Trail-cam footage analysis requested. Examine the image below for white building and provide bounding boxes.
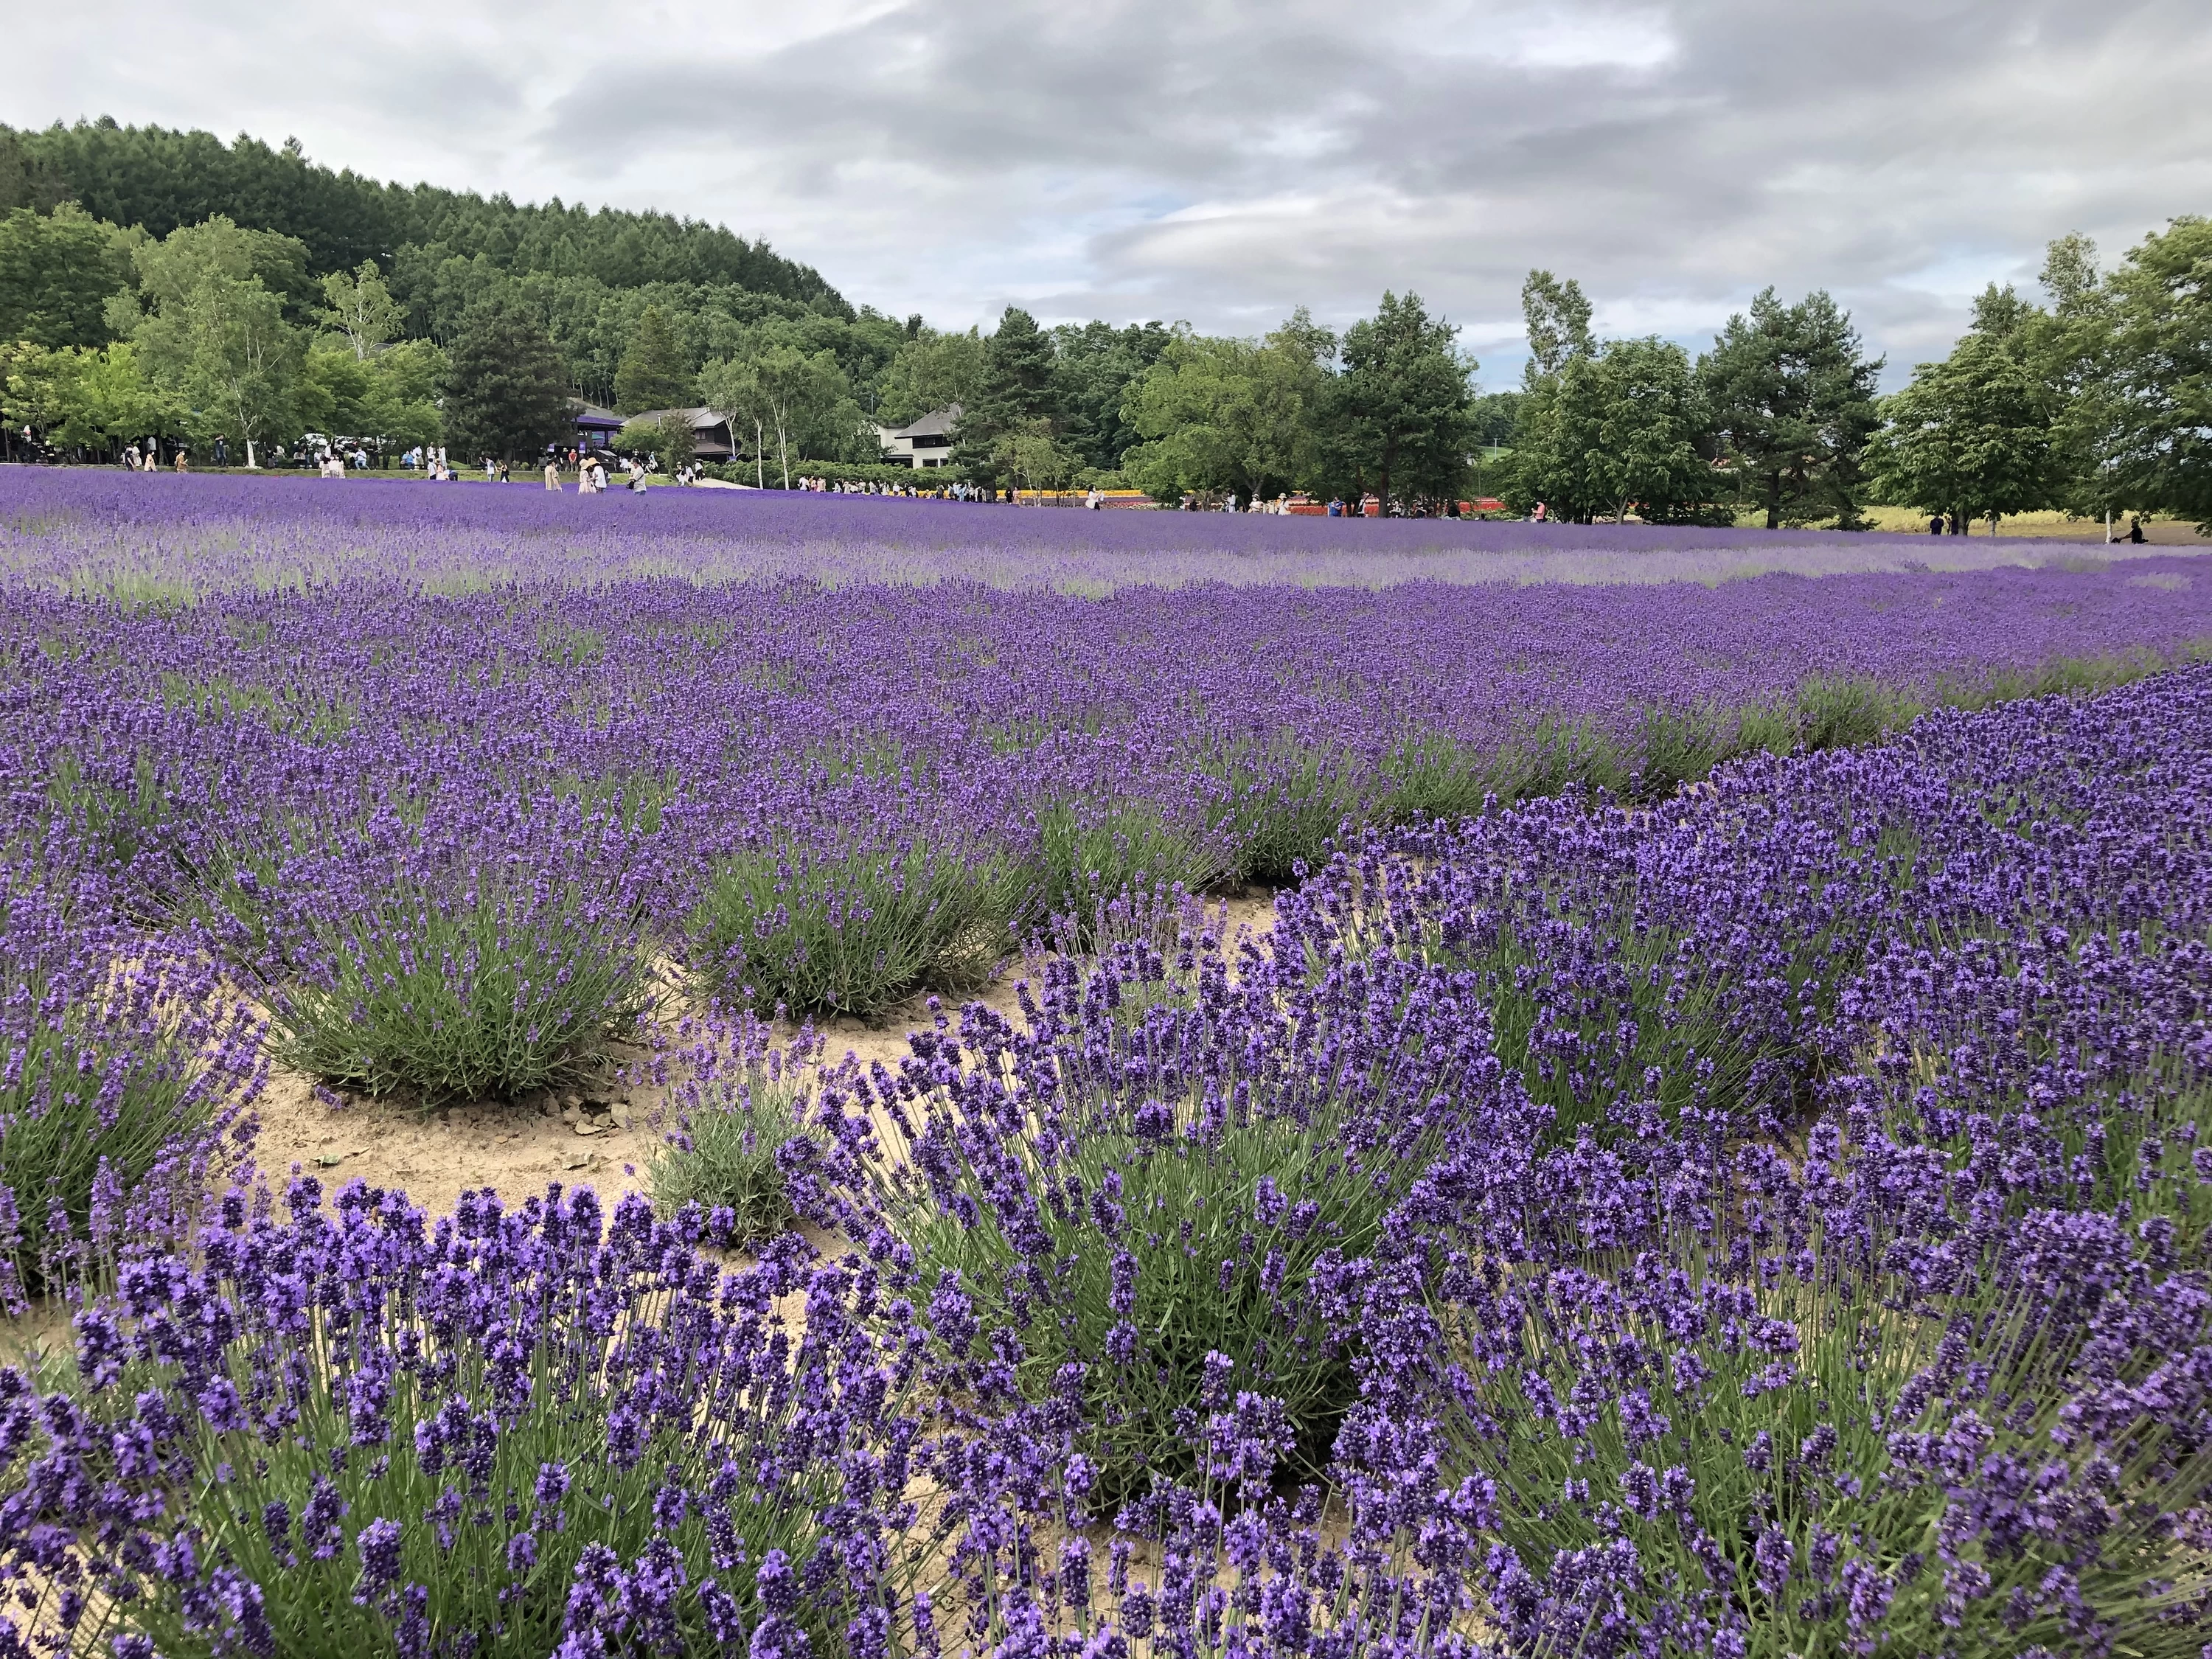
[875,405,960,469]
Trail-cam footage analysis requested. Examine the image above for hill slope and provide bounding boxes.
[0,119,846,313]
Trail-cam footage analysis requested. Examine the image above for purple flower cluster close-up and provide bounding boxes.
[1,467,2211,1655]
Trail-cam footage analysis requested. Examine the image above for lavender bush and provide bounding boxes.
[189,798,658,1101]
[643,1009,813,1246]
[793,916,1512,1514]
[0,885,260,1301]
[0,1180,914,1656]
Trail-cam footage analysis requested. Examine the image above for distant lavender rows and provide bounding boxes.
[1,474,2207,972]
[2,465,2199,593]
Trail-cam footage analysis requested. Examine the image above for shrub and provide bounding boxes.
[193,804,655,1104]
[1205,737,1363,886]
[1625,703,1724,799]
[262,877,651,1102]
[819,933,1484,1514]
[692,833,1016,1019]
[0,892,260,1301]
[0,1180,910,1657]
[646,1009,813,1246]
[1027,799,1228,943]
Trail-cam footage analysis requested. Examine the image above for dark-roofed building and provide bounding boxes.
[876,405,960,469]
[569,402,624,451]
[624,408,736,461]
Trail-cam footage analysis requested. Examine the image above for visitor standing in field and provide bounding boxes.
[544,460,560,490]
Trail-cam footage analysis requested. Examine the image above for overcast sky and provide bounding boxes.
[10,1,2210,385]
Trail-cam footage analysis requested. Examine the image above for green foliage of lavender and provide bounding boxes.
[1029,799,1228,942]
[262,884,651,1102]
[644,1011,810,1246]
[692,833,1018,1018]
[187,806,658,1103]
[816,925,1476,1515]
[0,894,259,1301]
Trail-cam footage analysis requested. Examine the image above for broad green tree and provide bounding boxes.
[0,204,139,349]
[298,340,442,448]
[992,417,1077,493]
[1329,291,1477,501]
[874,326,988,427]
[1119,313,1334,502]
[2059,217,2212,527]
[613,303,692,414]
[114,215,308,465]
[1513,337,1717,522]
[1702,288,1884,528]
[2,341,161,453]
[318,261,405,360]
[442,301,572,465]
[1865,332,2056,529]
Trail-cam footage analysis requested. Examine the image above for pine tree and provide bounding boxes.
[613,305,692,414]
[953,307,1060,483]
[1329,291,1476,502]
[444,302,572,464]
[1701,288,1883,528]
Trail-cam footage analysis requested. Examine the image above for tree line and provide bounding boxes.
[1,118,2206,522]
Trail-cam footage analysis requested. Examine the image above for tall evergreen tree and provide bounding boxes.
[953,307,1061,484]
[1701,288,1883,528]
[613,305,692,414]
[443,302,572,464]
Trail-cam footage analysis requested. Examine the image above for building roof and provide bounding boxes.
[627,406,732,432]
[569,402,624,433]
[877,405,961,442]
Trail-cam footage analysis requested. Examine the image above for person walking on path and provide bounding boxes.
[173,450,189,473]
[545,459,561,490]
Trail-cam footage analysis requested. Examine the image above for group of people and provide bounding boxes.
[121,440,188,473]
[540,455,648,493]
[791,475,1007,501]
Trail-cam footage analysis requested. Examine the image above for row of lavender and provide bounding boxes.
[8,487,2211,1092]
[5,666,2207,1655]
[4,472,2211,1312]
[1,469,2169,593]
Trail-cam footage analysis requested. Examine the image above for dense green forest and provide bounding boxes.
[0,121,838,307]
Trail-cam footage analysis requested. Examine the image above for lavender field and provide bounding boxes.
[2,465,2211,1656]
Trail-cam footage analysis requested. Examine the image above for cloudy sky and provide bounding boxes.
[10,1,2210,383]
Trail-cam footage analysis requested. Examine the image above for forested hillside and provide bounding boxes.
[0,119,865,410]
[0,120,840,306]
